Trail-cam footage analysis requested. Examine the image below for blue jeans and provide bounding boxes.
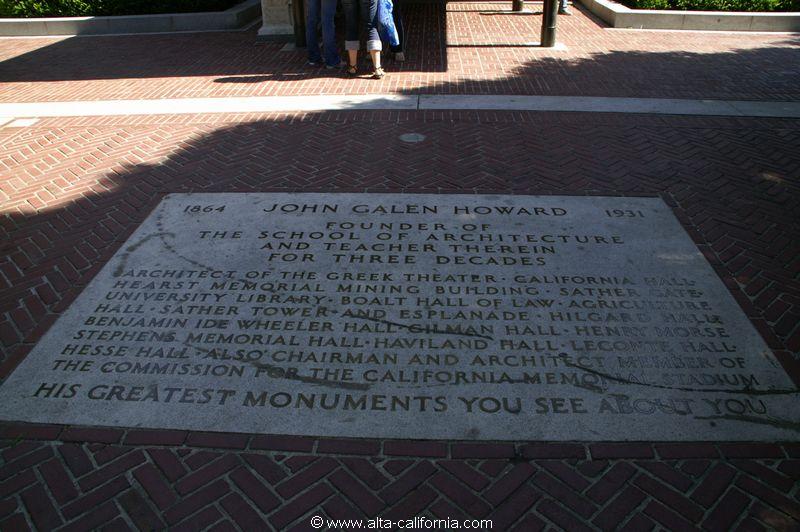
[390,0,404,53]
[306,0,340,66]
[343,0,382,52]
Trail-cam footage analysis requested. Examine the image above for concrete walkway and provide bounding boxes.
[3,94,800,121]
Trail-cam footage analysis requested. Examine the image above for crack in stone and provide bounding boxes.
[247,358,372,391]
[349,313,495,340]
[562,355,800,396]
[152,210,373,392]
[694,414,800,433]
[112,231,175,277]
[137,201,796,403]
[183,340,371,391]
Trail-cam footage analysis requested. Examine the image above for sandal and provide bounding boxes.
[345,65,357,77]
[372,67,385,79]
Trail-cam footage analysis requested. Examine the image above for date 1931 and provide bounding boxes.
[605,209,644,218]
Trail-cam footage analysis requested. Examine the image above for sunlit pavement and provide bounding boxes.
[0,3,799,530]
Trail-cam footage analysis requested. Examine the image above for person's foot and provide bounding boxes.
[307,60,321,66]
[372,67,385,79]
[326,60,347,70]
[394,52,405,62]
[345,64,358,77]
[558,7,572,14]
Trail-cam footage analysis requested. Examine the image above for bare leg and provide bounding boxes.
[370,50,381,69]
[348,50,358,67]
[369,50,384,78]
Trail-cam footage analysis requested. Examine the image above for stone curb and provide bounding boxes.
[578,0,800,31]
[1,423,797,459]
[3,95,800,119]
[0,0,261,37]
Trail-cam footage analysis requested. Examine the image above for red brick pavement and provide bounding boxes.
[2,111,799,369]
[0,3,799,103]
[1,110,799,529]
[1,429,800,531]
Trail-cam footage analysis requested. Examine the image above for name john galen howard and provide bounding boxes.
[261,203,568,216]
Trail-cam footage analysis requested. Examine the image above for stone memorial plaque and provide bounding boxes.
[0,193,797,441]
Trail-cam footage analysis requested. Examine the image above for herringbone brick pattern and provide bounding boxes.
[1,111,799,529]
[2,112,799,375]
[0,3,798,102]
[1,433,799,531]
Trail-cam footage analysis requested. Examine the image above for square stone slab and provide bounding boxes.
[0,193,797,441]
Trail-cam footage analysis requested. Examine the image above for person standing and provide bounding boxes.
[558,0,572,15]
[390,0,405,62]
[342,0,385,78]
[306,0,342,68]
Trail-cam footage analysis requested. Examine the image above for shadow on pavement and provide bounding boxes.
[407,35,800,100]
[1,111,799,377]
[0,3,448,83]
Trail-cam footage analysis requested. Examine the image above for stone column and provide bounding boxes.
[257,0,294,40]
